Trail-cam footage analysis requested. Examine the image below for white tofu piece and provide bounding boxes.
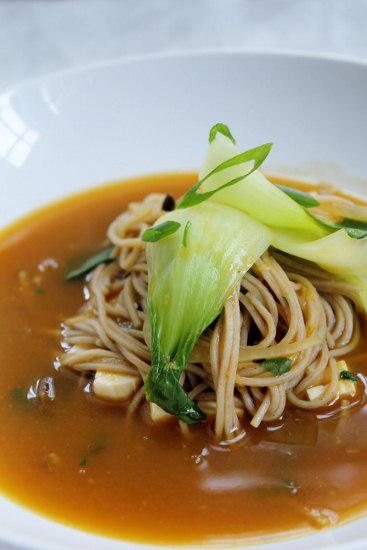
[307,361,357,401]
[93,372,140,401]
[149,403,173,425]
[307,385,325,401]
[197,401,244,418]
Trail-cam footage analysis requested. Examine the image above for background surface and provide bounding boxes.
[1,0,367,90]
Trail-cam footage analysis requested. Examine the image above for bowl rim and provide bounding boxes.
[1,47,367,99]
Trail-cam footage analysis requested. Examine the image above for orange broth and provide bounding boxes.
[0,173,366,545]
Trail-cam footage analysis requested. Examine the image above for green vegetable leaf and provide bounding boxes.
[178,142,273,209]
[209,123,236,145]
[145,348,206,424]
[145,202,271,423]
[79,457,87,468]
[307,211,367,240]
[261,357,292,375]
[65,246,115,280]
[275,184,319,208]
[338,218,367,239]
[182,221,191,247]
[340,370,359,383]
[142,221,181,243]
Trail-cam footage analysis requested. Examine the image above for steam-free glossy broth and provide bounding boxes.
[0,173,367,545]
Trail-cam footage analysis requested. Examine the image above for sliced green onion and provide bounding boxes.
[209,123,236,145]
[178,142,273,209]
[142,221,181,243]
[182,221,191,247]
[275,184,319,208]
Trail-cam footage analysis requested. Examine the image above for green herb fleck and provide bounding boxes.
[275,184,319,208]
[261,357,292,375]
[78,434,109,468]
[178,142,273,209]
[209,123,236,145]
[87,434,109,455]
[34,288,45,295]
[340,370,359,383]
[11,387,27,402]
[65,246,115,281]
[142,221,181,243]
[182,221,192,247]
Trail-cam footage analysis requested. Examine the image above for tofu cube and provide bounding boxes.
[93,372,140,401]
[149,403,173,425]
[337,360,356,398]
[307,385,325,401]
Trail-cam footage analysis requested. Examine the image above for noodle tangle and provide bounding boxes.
[61,191,362,441]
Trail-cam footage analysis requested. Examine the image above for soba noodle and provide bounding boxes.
[60,192,362,441]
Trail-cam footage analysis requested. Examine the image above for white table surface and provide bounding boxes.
[1,0,367,90]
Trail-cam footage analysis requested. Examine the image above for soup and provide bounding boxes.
[0,171,367,545]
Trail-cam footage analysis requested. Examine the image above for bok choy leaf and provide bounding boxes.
[199,130,327,238]
[272,228,367,275]
[145,202,271,423]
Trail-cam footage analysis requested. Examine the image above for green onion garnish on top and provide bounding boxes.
[274,184,319,208]
[209,123,236,145]
[178,142,273,210]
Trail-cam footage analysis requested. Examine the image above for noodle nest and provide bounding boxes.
[61,191,362,440]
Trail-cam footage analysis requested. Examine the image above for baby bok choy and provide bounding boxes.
[143,202,271,423]
[190,123,367,309]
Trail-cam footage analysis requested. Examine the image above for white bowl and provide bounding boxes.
[0,51,367,550]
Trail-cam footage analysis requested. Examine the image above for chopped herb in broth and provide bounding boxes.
[65,245,115,280]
